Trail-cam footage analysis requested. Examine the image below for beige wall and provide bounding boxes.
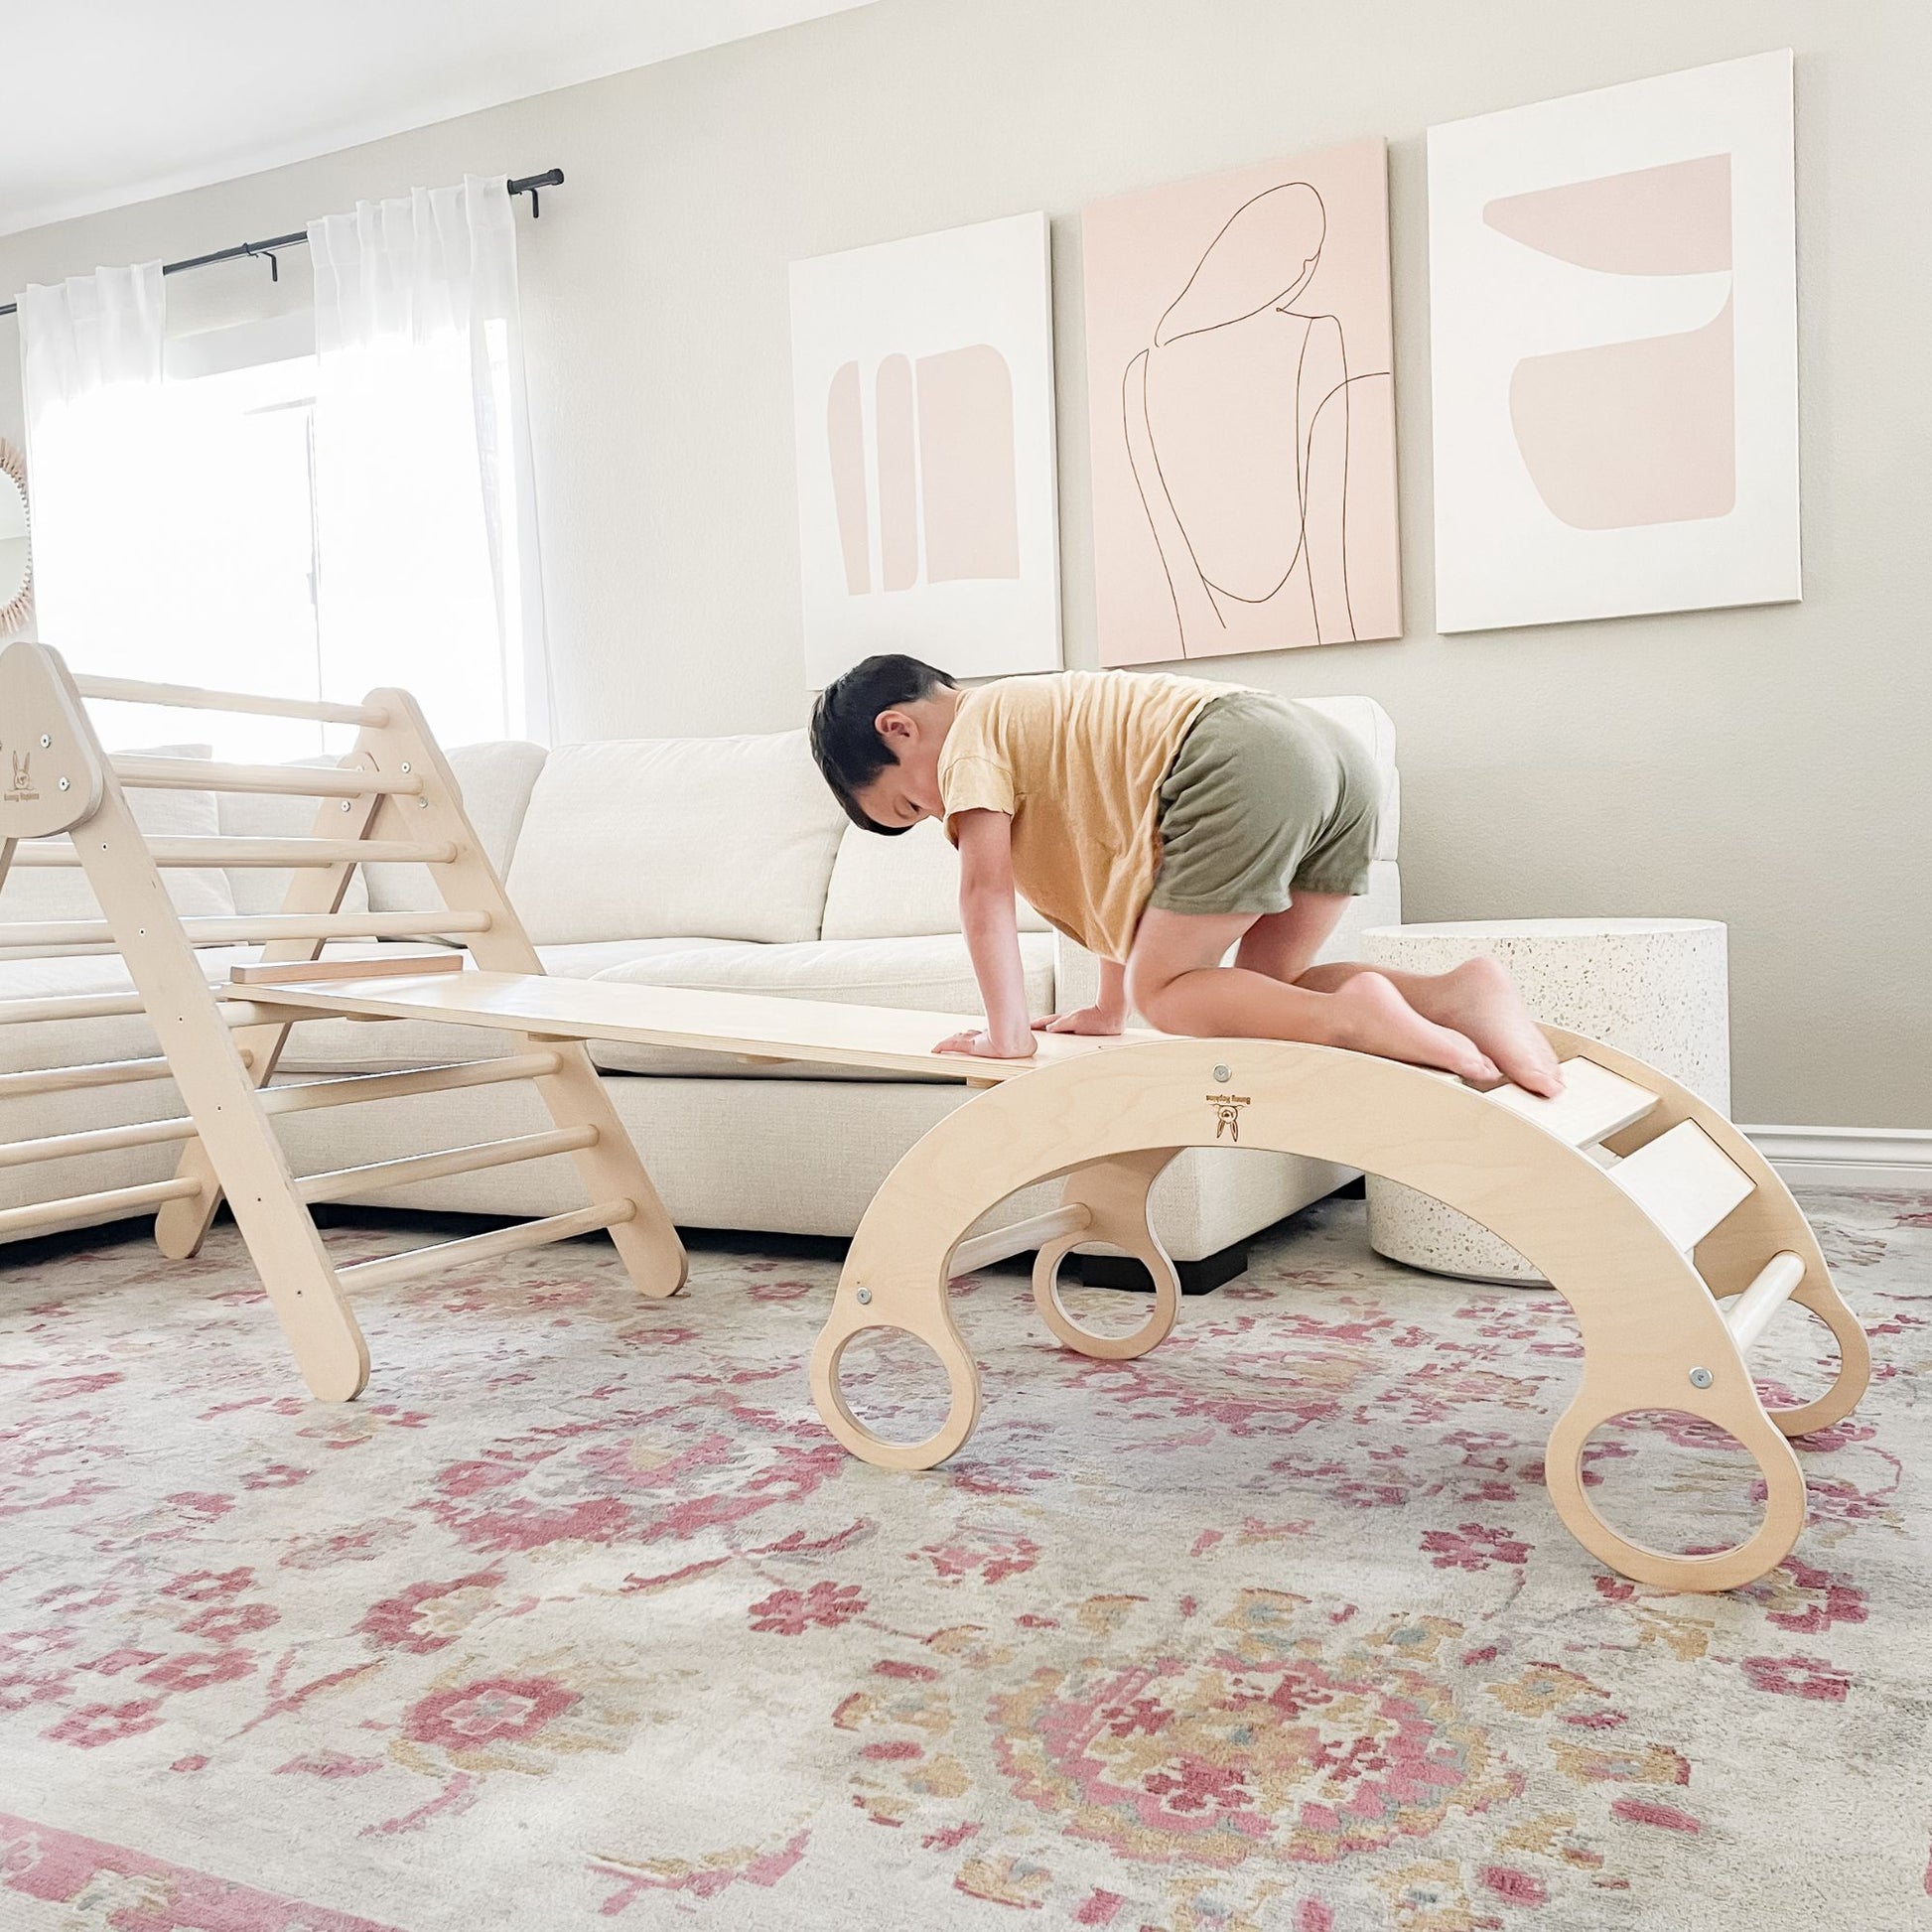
[2,0,1926,1125]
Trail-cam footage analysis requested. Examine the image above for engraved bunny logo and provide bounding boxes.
[1206,1091,1251,1143]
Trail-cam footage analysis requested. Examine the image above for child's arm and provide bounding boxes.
[1035,954,1128,1035]
[934,808,1036,1060]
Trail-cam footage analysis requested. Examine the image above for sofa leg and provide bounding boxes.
[1076,1240,1248,1297]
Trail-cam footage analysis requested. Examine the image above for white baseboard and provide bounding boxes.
[1741,1125,1932,1191]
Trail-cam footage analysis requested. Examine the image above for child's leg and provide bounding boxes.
[1126,907,1499,1084]
[1232,894,1564,1097]
[1299,957,1563,1097]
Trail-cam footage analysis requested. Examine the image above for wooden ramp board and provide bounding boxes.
[1605,1118,1755,1251]
[236,969,1157,1082]
[1483,1057,1660,1149]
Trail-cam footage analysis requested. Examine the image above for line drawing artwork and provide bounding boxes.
[1084,141,1401,666]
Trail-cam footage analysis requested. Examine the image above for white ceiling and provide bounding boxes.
[0,0,880,238]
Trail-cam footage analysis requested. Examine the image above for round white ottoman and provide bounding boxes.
[1359,918,1729,1285]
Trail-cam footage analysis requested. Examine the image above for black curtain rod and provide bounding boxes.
[0,170,563,321]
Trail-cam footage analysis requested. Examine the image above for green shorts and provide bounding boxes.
[1148,691,1380,919]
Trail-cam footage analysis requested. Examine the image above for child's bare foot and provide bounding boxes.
[1425,958,1564,1097]
[1330,972,1500,1085]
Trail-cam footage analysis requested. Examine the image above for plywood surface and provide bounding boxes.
[239,969,1156,1082]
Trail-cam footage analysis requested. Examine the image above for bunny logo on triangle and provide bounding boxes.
[4,743,37,804]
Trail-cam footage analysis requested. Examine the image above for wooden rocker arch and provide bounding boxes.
[810,1032,1869,1594]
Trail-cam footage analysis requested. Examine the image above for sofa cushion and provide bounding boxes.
[583,932,1057,1078]
[0,745,234,926]
[366,741,549,914]
[505,732,845,946]
[819,818,1050,941]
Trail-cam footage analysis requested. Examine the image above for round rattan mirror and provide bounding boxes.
[0,439,31,636]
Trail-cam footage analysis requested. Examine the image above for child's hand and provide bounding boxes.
[933,1028,1037,1060]
[1033,1005,1127,1036]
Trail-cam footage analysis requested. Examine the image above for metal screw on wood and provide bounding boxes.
[1213,1064,1231,1083]
[856,1287,873,1305]
[39,735,51,747]
[1688,1366,1714,1389]
[57,777,69,791]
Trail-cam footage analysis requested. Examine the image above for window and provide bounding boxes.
[72,319,537,762]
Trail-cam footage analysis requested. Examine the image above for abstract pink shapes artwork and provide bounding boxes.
[1081,138,1402,667]
[915,345,1020,584]
[1429,52,1799,631]
[790,213,1060,687]
[874,353,919,593]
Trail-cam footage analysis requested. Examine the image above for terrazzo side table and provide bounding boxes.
[1360,918,1730,1285]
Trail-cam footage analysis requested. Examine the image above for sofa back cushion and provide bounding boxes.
[364,741,549,915]
[506,730,846,945]
[820,818,1050,940]
[0,745,235,928]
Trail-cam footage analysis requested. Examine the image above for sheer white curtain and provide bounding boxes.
[309,174,549,745]
[19,264,175,689]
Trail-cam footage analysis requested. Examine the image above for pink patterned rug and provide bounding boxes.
[1,1188,1927,1931]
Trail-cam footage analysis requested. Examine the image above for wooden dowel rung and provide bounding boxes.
[12,838,458,869]
[0,1175,204,1238]
[1723,1251,1807,1352]
[0,912,489,950]
[0,1114,198,1170]
[950,1205,1093,1278]
[0,991,266,1026]
[74,674,386,727]
[261,1052,563,1115]
[113,756,422,798]
[296,1126,598,1206]
[339,1200,636,1293]
[0,1047,251,1101]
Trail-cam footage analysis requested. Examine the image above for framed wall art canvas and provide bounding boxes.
[1428,50,1800,633]
[1082,137,1401,667]
[789,211,1061,688]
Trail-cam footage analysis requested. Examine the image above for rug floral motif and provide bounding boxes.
[0,1189,1927,1931]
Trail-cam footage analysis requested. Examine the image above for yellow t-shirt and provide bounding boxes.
[938,668,1229,960]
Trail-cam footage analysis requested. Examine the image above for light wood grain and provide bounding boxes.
[807,1035,1833,1592]
[0,991,260,1026]
[295,1126,597,1205]
[1486,1057,1660,1148]
[259,1053,562,1115]
[338,1200,636,1293]
[3,911,490,951]
[1605,1119,1754,1251]
[230,952,465,986]
[1724,1251,1807,1352]
[0,1113,199,1169]
[0,1175,203,1237]
[6,643,371,1396]
[12,837,457,869]
[74,672,386,727]
[114,755,424,798]
[238,970,1148,1083]
[1546,1023,1869,1442]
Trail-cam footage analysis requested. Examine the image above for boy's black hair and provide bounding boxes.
[809,653,957,835]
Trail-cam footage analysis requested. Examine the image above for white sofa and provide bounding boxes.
[0,698,1401,1275]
